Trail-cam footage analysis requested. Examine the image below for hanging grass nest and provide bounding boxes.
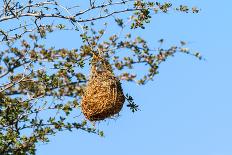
[81,54,125,121]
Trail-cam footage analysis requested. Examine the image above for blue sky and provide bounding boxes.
[37,1,232,155]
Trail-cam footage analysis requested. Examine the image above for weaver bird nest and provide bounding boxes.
[81,55,125,121]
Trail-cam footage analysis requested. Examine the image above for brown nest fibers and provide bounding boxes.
[81,55,125,121]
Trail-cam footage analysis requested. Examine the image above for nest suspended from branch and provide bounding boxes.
[81,54,125,121]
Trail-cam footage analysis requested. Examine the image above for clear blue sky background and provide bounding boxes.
[37,1,232,155]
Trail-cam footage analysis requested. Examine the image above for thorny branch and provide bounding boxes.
[0,0,136,42]
[0,0,199,42]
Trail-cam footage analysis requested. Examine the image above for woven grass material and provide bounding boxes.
[81,55,125,121]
